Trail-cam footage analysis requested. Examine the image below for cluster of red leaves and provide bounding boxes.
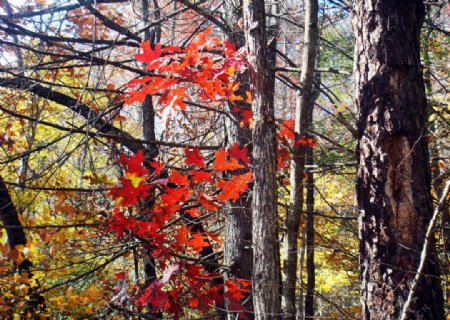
[277,119,318,169]
[105,27,258,318]
[109,151,152,206]
[125,26,248,115]
[278,119,317,148]
[107,145,252,317]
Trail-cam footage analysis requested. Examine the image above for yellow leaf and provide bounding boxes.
[125,172,144,188]
[429,113,437,122]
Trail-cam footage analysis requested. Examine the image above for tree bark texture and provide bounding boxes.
[243,0,280,318]
[282,0,318,318]
[352,1,444,319]
[304,147,315,319]
[222,1,254,317]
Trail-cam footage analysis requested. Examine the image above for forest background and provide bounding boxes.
[0,0,448,319]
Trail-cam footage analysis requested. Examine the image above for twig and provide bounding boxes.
[400,180,450,320]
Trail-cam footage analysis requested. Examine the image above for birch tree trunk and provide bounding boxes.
[352,1,444,318]
[243,0,280,318]
[282,0,319,318]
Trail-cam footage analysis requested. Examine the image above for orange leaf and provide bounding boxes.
[176,225,190,246]
[190,170,212,183]
[212,149,245,172]
[169,170,189,187]
[187,233,210,252]
[295,137,317,148]
[216,172,253,202]
[278,120,295,141]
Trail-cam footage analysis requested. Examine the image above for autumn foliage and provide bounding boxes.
[106,29,254,318]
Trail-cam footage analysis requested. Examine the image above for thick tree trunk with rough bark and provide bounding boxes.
[352,1,444,319]
[282,0,318,318]
[243,0,280,318]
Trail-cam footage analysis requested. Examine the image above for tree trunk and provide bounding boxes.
[352,1,444,318]
[297,228,306,319]
[304,147,315,319]
[222,2,254,318]
[243,0,280,318]
[282,0,318,318]
[140,1,162,317]
[224,101,254,318]
[0,175,45,319]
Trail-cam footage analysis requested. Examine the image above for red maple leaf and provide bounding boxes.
[185,208,201,218]
[295,137,317,148]
[228,143,250,165]
[108,210,130,238]
[278,119,295,141]
[161,187,192,207]
[198,197,220,211]
[225,279,251,320]
[212,149,245,172]
[114,271,126,280]
[231,107,252,126]
[169,170,189,187]
[110,176,151,206]
[277,147,290,169]
[216,172,253,202]
[118,150,148,177]
[189,170,212,183]
[137,281,169,311]
[176,225,190,246]
[150,161,164,176]
[135,42,162,70]
[185,147,205,168]
[187,233,210,252]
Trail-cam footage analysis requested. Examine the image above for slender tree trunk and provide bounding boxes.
[297,228,306,319]
[140,1,162,318]
[221,2,254,318]
[304,147,315,319]
[352,1,444,318]
[243,0,280,318]
[282,0,319,318]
